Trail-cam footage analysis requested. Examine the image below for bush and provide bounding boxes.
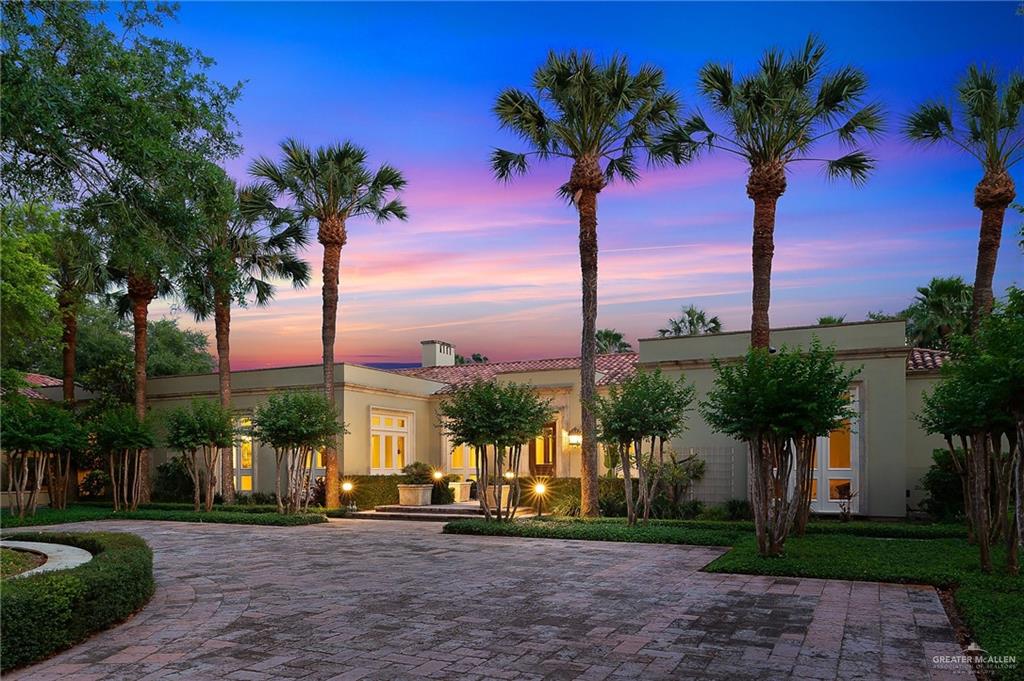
[78,469,110,499]
[725,498,753,520]
[443,518,740,547]
[0,505,327,528]
[919,449,966,521]
[151,456,195,502]
[0,532,155,671]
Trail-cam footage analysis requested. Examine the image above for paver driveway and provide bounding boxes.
[10,519,970,681]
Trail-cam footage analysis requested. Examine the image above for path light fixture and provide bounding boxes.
[503,470,515,480]
[567,427,583,447]
[341,481,356,512]
[432,470,444,481]
[534,482,547,517]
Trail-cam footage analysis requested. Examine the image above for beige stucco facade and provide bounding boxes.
[22,319,947,517]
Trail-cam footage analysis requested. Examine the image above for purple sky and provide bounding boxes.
[149,2,1023,368]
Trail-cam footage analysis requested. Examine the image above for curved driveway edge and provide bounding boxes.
[7,519,972,680]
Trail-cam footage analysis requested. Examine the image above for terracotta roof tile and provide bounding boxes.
[907,347,949,373]
[23,373,62,387]
[394,353,638,391]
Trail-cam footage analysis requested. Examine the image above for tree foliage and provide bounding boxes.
[659,304,722,337]
[595,328,632,353]
[439,381,554,521]
[90,406,156,512]
[165,399,235,511]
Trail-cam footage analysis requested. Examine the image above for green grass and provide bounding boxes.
[445,516,1022,679]
[0,548,44,579]
[1,505,328,529]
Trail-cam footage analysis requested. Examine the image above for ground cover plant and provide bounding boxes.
[0,548,44,579]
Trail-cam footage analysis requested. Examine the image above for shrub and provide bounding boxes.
[401,461,434,484]
[151,456,195,503]
[0,532,154,671]
[443,518,739,547]
[725,498,753,521]
[919,449,967,521]
[78,469,111,499]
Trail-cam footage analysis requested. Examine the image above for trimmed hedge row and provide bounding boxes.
[443,518,741,546]
[0,532,155,671]
[0,506,328,529]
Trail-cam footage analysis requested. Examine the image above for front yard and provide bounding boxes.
[445,516,1024,680]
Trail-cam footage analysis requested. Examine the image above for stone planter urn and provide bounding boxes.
[483,485,516,510]
[449,481,473,503]
[397,484,433,506]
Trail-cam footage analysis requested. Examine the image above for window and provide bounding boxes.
[234,416,255,492]
[370,408,413,474]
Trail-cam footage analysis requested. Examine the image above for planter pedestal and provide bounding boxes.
[449,482,473,502]
[397,484,433,506]
[483,485,516,510]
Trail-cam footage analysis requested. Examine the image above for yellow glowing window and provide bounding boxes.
[828,478,852,501]
[468,446,477,468]
[384,435,394,469]
[452,447,463,469]
[372,435,381,469]
[397,418,405,428]
[240,441,252,469]
[316,450,323,469]
[396,436,405,469]
[372,415,381,426]
[829,423,852,469]
[384,417,393,427]
[810,479,818,499]
[240,475,253,492]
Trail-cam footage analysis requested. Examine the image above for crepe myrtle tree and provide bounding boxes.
[904,67,1024,330]
[919,288,1024,575]
[252,392,347,514]
[653,35,882,349]
[492,50,681,518]
[1,397,87,517]
[165,399,236,512]
[701,339,859,556]
[439,381,554,521]
[91,406,157,512]
[594,370,695,525]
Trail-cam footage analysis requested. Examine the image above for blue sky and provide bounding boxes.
[151,2,1023,367]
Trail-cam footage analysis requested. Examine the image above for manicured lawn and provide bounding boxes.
[445,516,1023,679]
[1,505,328,529]
[0,548,44,579]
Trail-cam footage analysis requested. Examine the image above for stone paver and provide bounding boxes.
[8,519,971,680]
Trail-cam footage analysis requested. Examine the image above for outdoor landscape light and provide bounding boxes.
[534,483,546,495]
[567,427,583,446]
[503,470,515,480]
[432,470,444,481]
[341,481,353,493]
[534,482,547,517]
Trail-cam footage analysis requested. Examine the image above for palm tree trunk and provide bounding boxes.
[215,291,235,504]
[59,292,77,404]
[577,186,600,518]
[746,163,787,349]
[128,276,156,503]
[971,171,1016,330]
[320,225,344,510]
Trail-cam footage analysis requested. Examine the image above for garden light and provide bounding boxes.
[503,470,515,480]
[534,482,546,517]
[341,481,353,493]
[432,470,444,481]
[534,482,546,495]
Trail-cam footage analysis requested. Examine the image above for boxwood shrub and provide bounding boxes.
[0,532,155,671]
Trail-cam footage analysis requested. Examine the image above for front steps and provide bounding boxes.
[350,502,534,522]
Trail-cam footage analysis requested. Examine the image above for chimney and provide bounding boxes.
[421,340,456,367]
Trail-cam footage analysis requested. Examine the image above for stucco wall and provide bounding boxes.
[905,373,946,509]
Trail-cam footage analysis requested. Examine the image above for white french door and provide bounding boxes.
[810,387,861,514]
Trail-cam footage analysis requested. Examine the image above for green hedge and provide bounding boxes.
[1,506,328,529]
[443,518,740,546]
[0,532,155,671]
[343,475,452,509]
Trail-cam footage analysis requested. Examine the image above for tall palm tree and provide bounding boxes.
[904,276,973,350]
[180,170,310,503]
[595,328,632,353]
[492,50,680,517]
[251,140,407,509]
[905,67,1023,330]
[654,36,882,349]
[816,315,846,326]
[659,304,723,337]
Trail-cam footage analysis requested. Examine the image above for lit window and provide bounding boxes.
[370,409,413,474]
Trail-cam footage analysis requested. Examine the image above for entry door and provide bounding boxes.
[234,417,255,493]
[810,388,860,514]
[529,422,557,477]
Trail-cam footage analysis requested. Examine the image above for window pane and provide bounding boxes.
[384,417,393,427]
[372,435,381,469]
[240,441,252,469]
[469,446,477,468]
[316,450,323,469]
[372,416,381,426]
[241,475,252,492]
[452,447,463,469]
[397,418,405,428]
[829,424,851,469]
[810,478,818,500]
[828,478,852,501]
[384,435,393,469]
[396,436,405,469]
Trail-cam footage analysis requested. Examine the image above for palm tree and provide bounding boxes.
[180,170,310,503]
[251,140,407,509]
[904,276,973,349]
[492,50,680,517]
[654,36,882,349]
[816,315,846,326]
[905,67,1023,330]
[659,305,723,337]
[595,328,632,353]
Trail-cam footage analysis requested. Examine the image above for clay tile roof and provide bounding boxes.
[906,347,949,374]
[23,373,62,387]
[394,353,638,392]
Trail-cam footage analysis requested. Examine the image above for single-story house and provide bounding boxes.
[23,319,948,518]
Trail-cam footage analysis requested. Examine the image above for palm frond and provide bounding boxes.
[825,151,876,185]
[903,102,955,143]
[491,148,530,181]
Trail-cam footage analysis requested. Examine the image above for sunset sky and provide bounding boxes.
[150,2,1023,369]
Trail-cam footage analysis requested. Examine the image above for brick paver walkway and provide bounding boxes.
[10,520,971,680]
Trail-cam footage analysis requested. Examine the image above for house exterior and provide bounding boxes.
[27,320,949,518]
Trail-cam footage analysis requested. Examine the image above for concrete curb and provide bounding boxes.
[1,540,93,578]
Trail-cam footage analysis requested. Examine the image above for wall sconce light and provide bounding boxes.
[568,427,583,447]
